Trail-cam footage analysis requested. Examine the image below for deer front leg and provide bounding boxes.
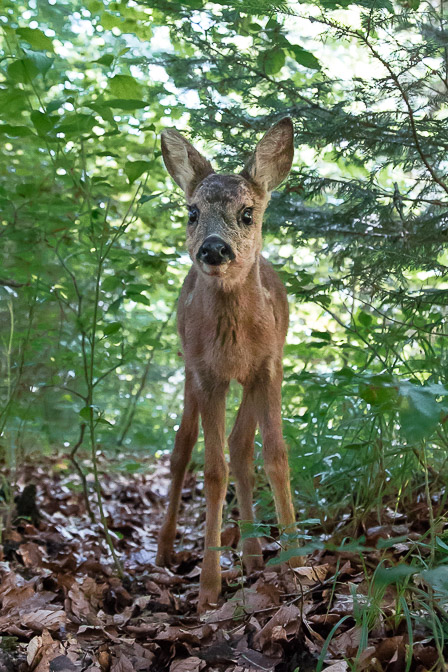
[256,368,303,567]
[198,382,229,612]
[228,389,263,573]
[156,371,199,567]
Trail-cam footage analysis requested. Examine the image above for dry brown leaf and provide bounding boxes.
[26,628,67,672]
[329,626,361,658]
[18,541,47,568]
[251,580,281,607]
[170,657,206,671]
[292,564,329,584]
[67,581,101,625]
[376,636,406,669]
[322,662,349,672]
[329,593,355,615]
[226,583,279,614]
[0,572,35,610]
[21,608,66,633]
[308,614,341,625]
[147,571,183,587]
[413,643,439,668]
[199,639,237,665]
[237,649,280,671]
[357,645,377,670]
[155,624,201,646]
[110,654,135,672]
[252,604,301,651]
[27,630,54,667]
[203,599,242,624]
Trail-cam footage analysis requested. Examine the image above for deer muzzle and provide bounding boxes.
[196,235,235,266]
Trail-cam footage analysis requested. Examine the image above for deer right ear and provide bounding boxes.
[161,129,214,198]
[241,117,294,193]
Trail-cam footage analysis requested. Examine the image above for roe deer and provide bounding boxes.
[156,118,298,612]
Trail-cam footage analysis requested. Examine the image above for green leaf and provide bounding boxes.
[126,283,151,293]
[102,275,122,292]
[108,74,143,99]
[16,27,54,52]
[96,417,113,426]
[46,99,64,113]
[239,521,272,540]
[258,48,285,75]
[101,11,124,30]
[127,293,150,306]
[103,322,122,336]
[420,566,448,597]
[436,537,448,553]
[140,192,162,204]
[357,310,373,327]
[289,45,320,70]
[125,160,151,184]
[311,330,331,341]
[103,99,148,110]
[30,51,53,72]
[31,110,56,136]
[8,58,40,83]
[87,103,116,125]
[5,50,52,85]
[79,406,92,420]
[374,564,416,587]
[359,379,398,409]
[399,383,441,441]
[95,54,115,66]
[0,124,34,137]
[56,114,96,136]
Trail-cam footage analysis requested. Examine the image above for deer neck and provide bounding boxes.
[200,256,264,319]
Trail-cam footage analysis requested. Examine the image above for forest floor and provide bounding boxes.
[0,455,445,672]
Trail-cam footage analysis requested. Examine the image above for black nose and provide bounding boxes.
[197,236,234,266]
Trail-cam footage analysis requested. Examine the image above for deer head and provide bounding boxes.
[161,118,294,285]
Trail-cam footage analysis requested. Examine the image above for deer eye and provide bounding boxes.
[241,208,253,225]
[188,207,199,225]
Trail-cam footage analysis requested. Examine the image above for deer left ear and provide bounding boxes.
[161,129,214,197]
[241,118,294,193]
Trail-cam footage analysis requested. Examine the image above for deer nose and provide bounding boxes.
[197,236,234,266]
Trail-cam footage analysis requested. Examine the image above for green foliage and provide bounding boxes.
[2,0,448,652]
[2,0,448,612]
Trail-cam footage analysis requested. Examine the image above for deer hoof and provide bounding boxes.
[198,587,220,613]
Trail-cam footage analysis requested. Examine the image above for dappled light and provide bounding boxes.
[1,0,448,669]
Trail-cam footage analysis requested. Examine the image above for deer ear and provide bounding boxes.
[161,129,214,197]
[241,118,294,192]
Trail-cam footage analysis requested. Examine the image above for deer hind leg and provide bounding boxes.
[255,368,304,567]
[228,389,263,573]
[198,382,229,612]
[156,371,199,567]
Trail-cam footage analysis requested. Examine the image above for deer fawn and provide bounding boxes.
[156,118,298,612]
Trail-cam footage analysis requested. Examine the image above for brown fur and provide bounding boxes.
[156,118,299,612]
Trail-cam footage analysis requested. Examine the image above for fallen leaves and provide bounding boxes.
[0,455,446,671]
